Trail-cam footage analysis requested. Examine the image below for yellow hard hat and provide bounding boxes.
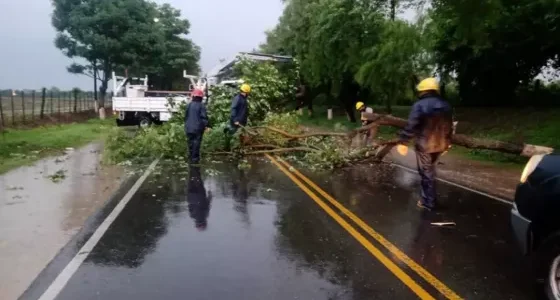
[417,77,440,92]
[355,102,365,110]
[240,84,251,94]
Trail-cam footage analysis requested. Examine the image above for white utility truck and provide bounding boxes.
[111,52,293,127]
[112,72,204,127]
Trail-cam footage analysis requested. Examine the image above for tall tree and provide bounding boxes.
[52,0,200,117]
[430,0,560,105]
[356,20,430,113]
[262,0,385,121]
[142,3,201,90]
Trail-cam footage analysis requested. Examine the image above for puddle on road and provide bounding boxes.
[0,142,126,300]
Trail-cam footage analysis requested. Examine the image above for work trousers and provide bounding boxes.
[361,122,374,147]
[416,151,442,208]
[187,132,203,164]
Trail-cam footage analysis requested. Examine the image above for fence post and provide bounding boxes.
[50,90,54,115]
[31,91,36,120]
[11,91,15,126]
[0,94,4,129]
[58,91,61,118]
[21,91,26,123]
[40,88,46,119]
[73,90,78,113]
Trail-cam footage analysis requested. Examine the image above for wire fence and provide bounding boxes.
[0,89,111,130]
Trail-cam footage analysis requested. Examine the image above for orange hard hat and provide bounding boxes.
[192,89,204,97]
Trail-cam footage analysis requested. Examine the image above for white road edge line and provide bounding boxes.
[389,162,513,205]
[38,159,160,300]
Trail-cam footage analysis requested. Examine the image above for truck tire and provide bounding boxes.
[138,114,152,129]
[534,232,560,300]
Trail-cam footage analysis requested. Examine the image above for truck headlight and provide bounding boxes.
[520,154,545,183]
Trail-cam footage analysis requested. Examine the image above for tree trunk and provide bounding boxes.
[385,83,394,114]
[344,102,356,122]
[390,0,397,21]
[359,113,554,157]
[97,64,110,119]
[93,62,98,103]
[99,79,108,120]
[340,75,359,123]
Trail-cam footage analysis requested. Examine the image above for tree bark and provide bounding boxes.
[93,62,98,103]
[390,0,397,21]
[357,113,554,157]
[98,63,110,119]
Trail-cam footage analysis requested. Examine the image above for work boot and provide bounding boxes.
[416,200,433,211]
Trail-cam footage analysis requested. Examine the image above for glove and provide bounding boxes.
[396,144,409,156]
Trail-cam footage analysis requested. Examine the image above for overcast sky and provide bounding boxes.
[0,0,284,90]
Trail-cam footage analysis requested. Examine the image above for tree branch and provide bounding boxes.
[244,147,318,155]
[250,126,347,140]
[356,113,554,157]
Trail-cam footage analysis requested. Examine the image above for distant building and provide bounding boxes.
[206,52,294,86]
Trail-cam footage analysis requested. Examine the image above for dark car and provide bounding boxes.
[511,154,560,299]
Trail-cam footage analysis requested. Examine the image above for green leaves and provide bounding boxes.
[430,0,560,105]
[264,0,560,107]
[357,20,428,107]
[51,0,200,95]
[103,59,300,163]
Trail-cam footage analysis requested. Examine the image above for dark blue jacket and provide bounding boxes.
[184,100,209,134]
[399,93,453,153]
[230,94,248,127]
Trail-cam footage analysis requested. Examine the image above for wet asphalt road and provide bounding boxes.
[22,158,539,300]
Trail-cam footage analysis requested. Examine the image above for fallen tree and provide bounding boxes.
[102,58,553,170]
[352,113,555,158]
[238,112,554,160]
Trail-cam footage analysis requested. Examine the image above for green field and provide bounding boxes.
[298,106,560,165]
[0,118,114,174]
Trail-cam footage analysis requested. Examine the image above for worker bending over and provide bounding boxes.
[184,89,209,165]
[356,101,374,146]
[398,78,453,211]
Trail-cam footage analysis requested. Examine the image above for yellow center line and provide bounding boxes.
[274,156,463,300]
[266,154,435,300]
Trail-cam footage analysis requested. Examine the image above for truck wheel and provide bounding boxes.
[535,233,560,300]
[547,253,560,300]
[138,115,152,129]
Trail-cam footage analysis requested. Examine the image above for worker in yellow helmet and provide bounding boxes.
[355,101,374,146]
[225,83,251,150]
[230,83,251,130]
[398,77,453,211]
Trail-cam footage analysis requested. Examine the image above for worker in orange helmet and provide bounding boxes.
[184,89,209,164]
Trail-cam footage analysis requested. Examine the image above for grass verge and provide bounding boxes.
[298,106,560,167]
[0,118,114,174]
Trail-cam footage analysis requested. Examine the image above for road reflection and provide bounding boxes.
[186,166,212,231]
